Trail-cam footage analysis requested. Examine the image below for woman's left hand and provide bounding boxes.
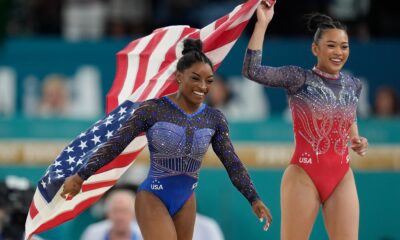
[251,199,272,231]
[351,136,368,156]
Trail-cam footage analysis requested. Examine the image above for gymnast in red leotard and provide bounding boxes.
[242,1,368,240]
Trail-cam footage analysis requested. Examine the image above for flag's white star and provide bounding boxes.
[66,156,76,165]
[69,166,74,172]
[91,126,100,133]
[104,119,112,126]
[54,160,62,167]
[55,169,63,174]
[106,114,114,121]
[118,107,127,115]
[79,140,88,150]
[79,132,86,138]
[76,159,84,166]
[105,130,113,139]
[118,115,125,121]
[91,135,101,145]
[65,146,74,153]
[56,174,65,179]
[41,180,46,188]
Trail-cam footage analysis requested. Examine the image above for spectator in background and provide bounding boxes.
[0,67,16,117]
[108,0,152,37]
[328,0,370,40]
[193,213,225,240]
[81,189,142,240]
[206,74,234,110]
[38,74,71,117]
[62,0,107,41]
[373,86,399,118]
[206,75,269,121]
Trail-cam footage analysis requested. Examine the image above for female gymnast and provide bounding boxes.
[62,38,272,239]
[243,1,368,239]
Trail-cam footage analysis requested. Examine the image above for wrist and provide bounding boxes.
[255,21,269,30]
[73,173,85,183]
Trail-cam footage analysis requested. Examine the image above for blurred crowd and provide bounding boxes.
[0,0,399,41]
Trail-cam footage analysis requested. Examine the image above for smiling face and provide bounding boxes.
[312,29,349,75]
[176,61,214,108]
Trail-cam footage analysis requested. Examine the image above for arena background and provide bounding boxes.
[1,0,399,239]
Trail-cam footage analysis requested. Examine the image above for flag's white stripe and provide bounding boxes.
[118,35,153,104]
[121,135,148,154]
[85,163,133,183]
[227,3,259,30]
[199,22,216,41]
[145,26,186,83]
[206,41,237,66]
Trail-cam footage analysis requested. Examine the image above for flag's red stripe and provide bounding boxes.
[122,37,142,53]
[155,75,179,98]
[106,40,141,113]
[131,29,168,94]
[215,15,229,29]
[203,21,249,53]
[159,27,197,71]
[106,53,128,113]
[28,195,104,240]
[82,180,117,192]
[29,200,39,219]
[95,147,144,174]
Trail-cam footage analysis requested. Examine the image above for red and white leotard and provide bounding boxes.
[243,49,362,202]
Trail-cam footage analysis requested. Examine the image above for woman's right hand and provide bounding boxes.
[251,199,273,231]
[60,174,84,199]
[256,0,275,28]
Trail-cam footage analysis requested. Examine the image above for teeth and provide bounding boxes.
[193,91,204,96]
[331,58,342,63]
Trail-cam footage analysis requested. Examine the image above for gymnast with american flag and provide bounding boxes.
[24,1,273,239]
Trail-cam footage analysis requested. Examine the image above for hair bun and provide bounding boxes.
[182,38,203,55]
[306,13,333,32]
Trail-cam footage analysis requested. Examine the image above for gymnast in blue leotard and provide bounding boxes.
[62,38,272,240]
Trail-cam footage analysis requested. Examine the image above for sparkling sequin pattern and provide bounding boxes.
[243,49,362,164]
[78,96,259,203]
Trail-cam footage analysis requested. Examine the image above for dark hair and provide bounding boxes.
[306,13,347,43]
[176,38,214,72]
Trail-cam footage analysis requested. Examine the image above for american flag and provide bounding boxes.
[25,1,260,239]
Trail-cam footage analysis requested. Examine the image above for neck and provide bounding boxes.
[169,93,201,114]
[109,228,131,240]
[312,66,340,80]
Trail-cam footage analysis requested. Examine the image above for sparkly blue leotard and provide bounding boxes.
[78,96,259,216]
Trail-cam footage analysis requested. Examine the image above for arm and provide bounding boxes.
[61,102,155,198]
[349,121,368,156]
[242,3,305,93]
[211,110,272,229]
[349,78,368,156]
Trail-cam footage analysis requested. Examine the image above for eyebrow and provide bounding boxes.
[326,40,349,44]
[191,72,214,78]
